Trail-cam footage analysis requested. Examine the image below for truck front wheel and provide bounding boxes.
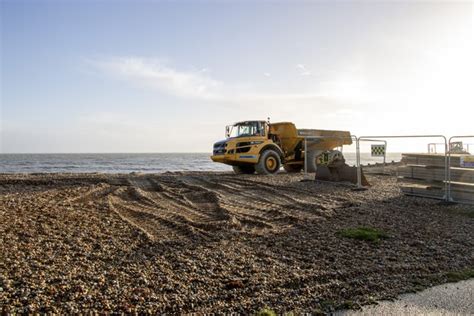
[255,150,281,175]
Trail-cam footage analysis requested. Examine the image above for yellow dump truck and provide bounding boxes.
[211,120,367,184]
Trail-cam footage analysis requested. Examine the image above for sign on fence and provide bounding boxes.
[371,144,386,157]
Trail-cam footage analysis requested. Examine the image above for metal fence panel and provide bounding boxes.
[357,135,448,200]
[448,136,474,204]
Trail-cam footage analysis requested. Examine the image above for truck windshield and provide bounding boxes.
[228,122,264,138]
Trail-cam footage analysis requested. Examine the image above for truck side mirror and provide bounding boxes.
[225,126,230,138]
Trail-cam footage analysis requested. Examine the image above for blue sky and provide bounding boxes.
[1,1,473,153]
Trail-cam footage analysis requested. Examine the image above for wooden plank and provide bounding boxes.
[401,153,473,168]
[401,185,474,203]
[402,153,467,157]
[401,157,456,168]
[398,178,474,193]
[397,165,474,183]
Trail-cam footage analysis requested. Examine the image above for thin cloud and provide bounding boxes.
[88,57,350,104]
[89,57,222,99]
[296,63,311,76]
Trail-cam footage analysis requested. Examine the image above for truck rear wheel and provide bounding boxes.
[255,149,281,175]
[283,164,302,173]
[232,165,255,174]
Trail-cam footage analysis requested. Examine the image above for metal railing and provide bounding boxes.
[357,135,449,200]
[298,133,474,204]
[359,138,388,166]
[447,136,474,204]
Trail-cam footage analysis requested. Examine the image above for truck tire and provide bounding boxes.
[255,149,281,175]
[232,165,255,174]
[283,164,302,173]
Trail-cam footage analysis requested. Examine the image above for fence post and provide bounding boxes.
[304,138,309,179]
[356,137,362,188]
[446,140,450,201]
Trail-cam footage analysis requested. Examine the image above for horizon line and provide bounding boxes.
[0,151,405,155]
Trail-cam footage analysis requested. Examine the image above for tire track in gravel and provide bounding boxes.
[183,175,335,225]
[153,177,279,232]
[107,191,212,242]
[218,175,342,207]
[207,175,331,206]
[111,175,289,238]
[106,176,233,242]
[80,174,346,242]
[69,183,119,204]
[181,176,296,230]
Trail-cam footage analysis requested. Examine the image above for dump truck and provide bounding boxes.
[211,120,368,185]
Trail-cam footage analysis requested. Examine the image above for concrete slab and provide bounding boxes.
[339,279,474,315]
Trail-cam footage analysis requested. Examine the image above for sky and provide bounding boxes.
[1,0,473,153]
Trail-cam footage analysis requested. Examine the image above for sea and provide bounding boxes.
[0,153,402,174]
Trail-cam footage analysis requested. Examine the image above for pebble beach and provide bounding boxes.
[1,171,473,313]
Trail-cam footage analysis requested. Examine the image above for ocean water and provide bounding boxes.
[0,153,402,173]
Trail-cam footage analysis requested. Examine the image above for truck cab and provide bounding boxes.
[211,121,275,171]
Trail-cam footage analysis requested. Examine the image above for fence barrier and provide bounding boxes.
[358,138,387,166]
[299,133,473,204]
[357,135,449,200]
[447,136,474,204]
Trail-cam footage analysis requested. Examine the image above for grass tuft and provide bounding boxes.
[445,268,474,283]
[458,209,474,218]
[256,308,277,316]
[319,299,335,309]
[338,227,389,242]
[446,207,474,218]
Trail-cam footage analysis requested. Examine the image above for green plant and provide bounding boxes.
[338,227,389,242]
[319,299,335,311]
[445,268,474,282]
[457,209,474,218]
[256,308,277,316]
[338,300,358,310]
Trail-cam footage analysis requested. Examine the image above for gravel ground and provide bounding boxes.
[0,171,473,313]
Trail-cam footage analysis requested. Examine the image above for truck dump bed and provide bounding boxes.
[297,129,352,151]
[269,122,352,153]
